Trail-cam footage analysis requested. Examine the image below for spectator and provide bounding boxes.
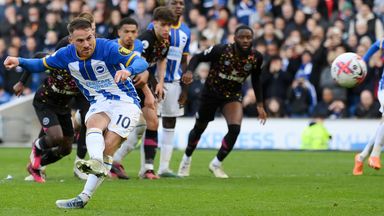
[354,90,381,118]
[94,10,108,38]
[42,31,58,53]
[312,87,348,119]
[202,19,224,44]
[131,1,152,34]
[235,0,256,26]
[261,56,291,101]
[265,97,285,118]
[1,6,23,40]
[107,10,122,39]
[286,73,317,118]
[348,3,384,42]
[319,48,347,101]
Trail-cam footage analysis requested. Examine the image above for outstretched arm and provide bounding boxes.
[363,39,383,63]
[4,57,46,73]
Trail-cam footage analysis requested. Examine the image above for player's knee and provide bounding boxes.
[227,124,241,137]
[225,124,240,144]
[193,121,208,135]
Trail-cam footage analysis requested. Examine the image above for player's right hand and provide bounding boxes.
[13,81,25,97]
[181,71,193,85]
[114,70,131,83]
[3,56,19,70]
[133,71,149,88]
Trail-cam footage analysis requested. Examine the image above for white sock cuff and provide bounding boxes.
[87,128,103,135]
[163,128,175,132]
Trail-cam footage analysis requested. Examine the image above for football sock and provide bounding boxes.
[86,128,104,161]
[41,148,63,166]
[370,123,384,158]
[82,174,103,199]
[81,156,112,199]
[113,134,136,163]
[182,154,191,162]
[35,137,48,151]
[159,128,175,172]
[77,124,87,159]
[143,129,158,167]
[359,127,378,161]
[217,124,240,161]
[185,125,206,157]
[211,156,222,167]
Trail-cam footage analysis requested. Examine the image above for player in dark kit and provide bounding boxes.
[136,6,174,179]
[177,26,268,178]
[13,52,79,183]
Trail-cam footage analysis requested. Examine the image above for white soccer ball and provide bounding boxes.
[331,52,367,88]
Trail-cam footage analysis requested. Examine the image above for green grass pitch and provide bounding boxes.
[0,148,383,215]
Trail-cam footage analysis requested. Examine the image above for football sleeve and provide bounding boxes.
[187,44,223,72]
[108,42,148,75]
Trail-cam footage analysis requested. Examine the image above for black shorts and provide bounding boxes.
[196,92,242,122]
[69,93,90,111]
[137,88,145,108]
[33,99,74,137]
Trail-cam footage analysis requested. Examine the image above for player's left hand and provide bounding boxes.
[115,70,131,83]
[256,105,267,125]
[181,71,193,85]
[178,91,188,106]
[155,82,164,101]
[133,71,149,88]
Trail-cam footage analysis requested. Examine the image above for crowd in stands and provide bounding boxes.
[0,0,383,119]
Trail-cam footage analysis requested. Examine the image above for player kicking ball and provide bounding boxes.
[4,18,148,208]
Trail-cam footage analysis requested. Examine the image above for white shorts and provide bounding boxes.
[157,81,184,117]
[85,100,142,138]
[378,89,384,115]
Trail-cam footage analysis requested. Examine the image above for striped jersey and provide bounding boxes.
[43,38,146,107]
[148,21,191,82]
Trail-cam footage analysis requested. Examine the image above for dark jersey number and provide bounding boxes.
[116,115,131,129]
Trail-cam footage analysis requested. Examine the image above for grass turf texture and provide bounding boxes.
[0,148,383,215]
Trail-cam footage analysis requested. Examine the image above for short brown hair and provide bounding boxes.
[67,17,92,34]
[78,12,94,23]
[153,6,176,24]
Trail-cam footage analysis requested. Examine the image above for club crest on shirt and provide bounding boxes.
[95,65,105,74]
[244,63,252,71]
[142,40,149,49]
[43,117,50,126]
[119,47,132,56]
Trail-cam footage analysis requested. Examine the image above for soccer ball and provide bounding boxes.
[331,52,367,88]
